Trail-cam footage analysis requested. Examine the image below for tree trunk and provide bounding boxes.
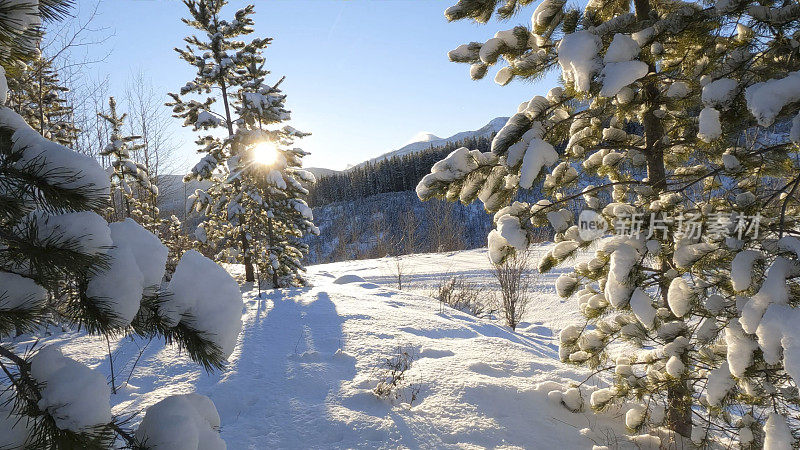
[267,215,279,288]
[219,79,255,282]
[635,0,692,437]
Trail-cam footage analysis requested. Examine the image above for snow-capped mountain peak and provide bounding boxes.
[404,131,441,146]
[362,116,508,167]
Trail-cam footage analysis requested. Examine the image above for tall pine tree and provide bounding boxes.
[6,53,78,147]
[419,0,800,446]
[168,0,265,282]
[171,0,317,286]
[231,52,318,288]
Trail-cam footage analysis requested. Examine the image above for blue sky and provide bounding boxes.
[71,0,558,172]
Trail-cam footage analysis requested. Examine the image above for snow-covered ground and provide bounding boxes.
[307,247,584,333]
[13,245,652,449]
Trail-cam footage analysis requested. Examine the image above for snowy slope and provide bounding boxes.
[308,247,583,332]
[14,245,662,449]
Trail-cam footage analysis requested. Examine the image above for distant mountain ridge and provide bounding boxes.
[306,116,508,176]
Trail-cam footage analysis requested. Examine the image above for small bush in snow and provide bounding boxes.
[493,250,534,330]
[374,347,420,406]
[434,275,495,318]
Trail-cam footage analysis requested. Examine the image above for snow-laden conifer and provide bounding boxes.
[173,0,317,286]
[0,4,242,446]
[99,96,160,232]
[420,0,800,444]
[169,0,266,282]
[6,53,79,146]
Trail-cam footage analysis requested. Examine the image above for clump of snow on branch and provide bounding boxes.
[0,108,110,192]
[0,271,47,312]
[557,31,601,93]
[165,250,243,359]
[135,393,225,450]
[110,218,168,294]
[30,211,112,255]
[745,71,800,126]
[29,346,112,433]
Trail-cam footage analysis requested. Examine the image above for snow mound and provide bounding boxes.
[333,274,366,284]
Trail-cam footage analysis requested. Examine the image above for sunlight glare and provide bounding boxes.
[252,141,279,166]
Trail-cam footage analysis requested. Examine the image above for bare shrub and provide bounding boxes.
[374,347,420,405]
[389,255,405,290]
[434,275,494,318]
[493,250,534,330]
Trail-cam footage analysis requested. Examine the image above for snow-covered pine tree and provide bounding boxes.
[165,214,195,279]
[6,53,79,146]
[99,96,160,232]
[229,51,319,288]
[168,0,266,282]
[419,0,800,445]
[0,4,242,447]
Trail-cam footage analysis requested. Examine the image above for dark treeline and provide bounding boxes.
[308,136,492,207]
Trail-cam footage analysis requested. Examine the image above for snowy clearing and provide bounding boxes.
[14,245,646,449]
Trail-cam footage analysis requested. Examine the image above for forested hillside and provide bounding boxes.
[307,135,492,207]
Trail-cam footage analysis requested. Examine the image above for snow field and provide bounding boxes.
[16,245,661,448]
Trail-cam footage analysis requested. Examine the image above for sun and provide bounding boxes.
[252,141,279,166]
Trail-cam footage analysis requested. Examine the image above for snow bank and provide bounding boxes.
[135,393,225,450]
[333,274,366,284]
[30,346,111,433]
[165,251,243,359]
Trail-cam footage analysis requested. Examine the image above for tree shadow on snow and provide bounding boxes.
[207,288,358,448]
